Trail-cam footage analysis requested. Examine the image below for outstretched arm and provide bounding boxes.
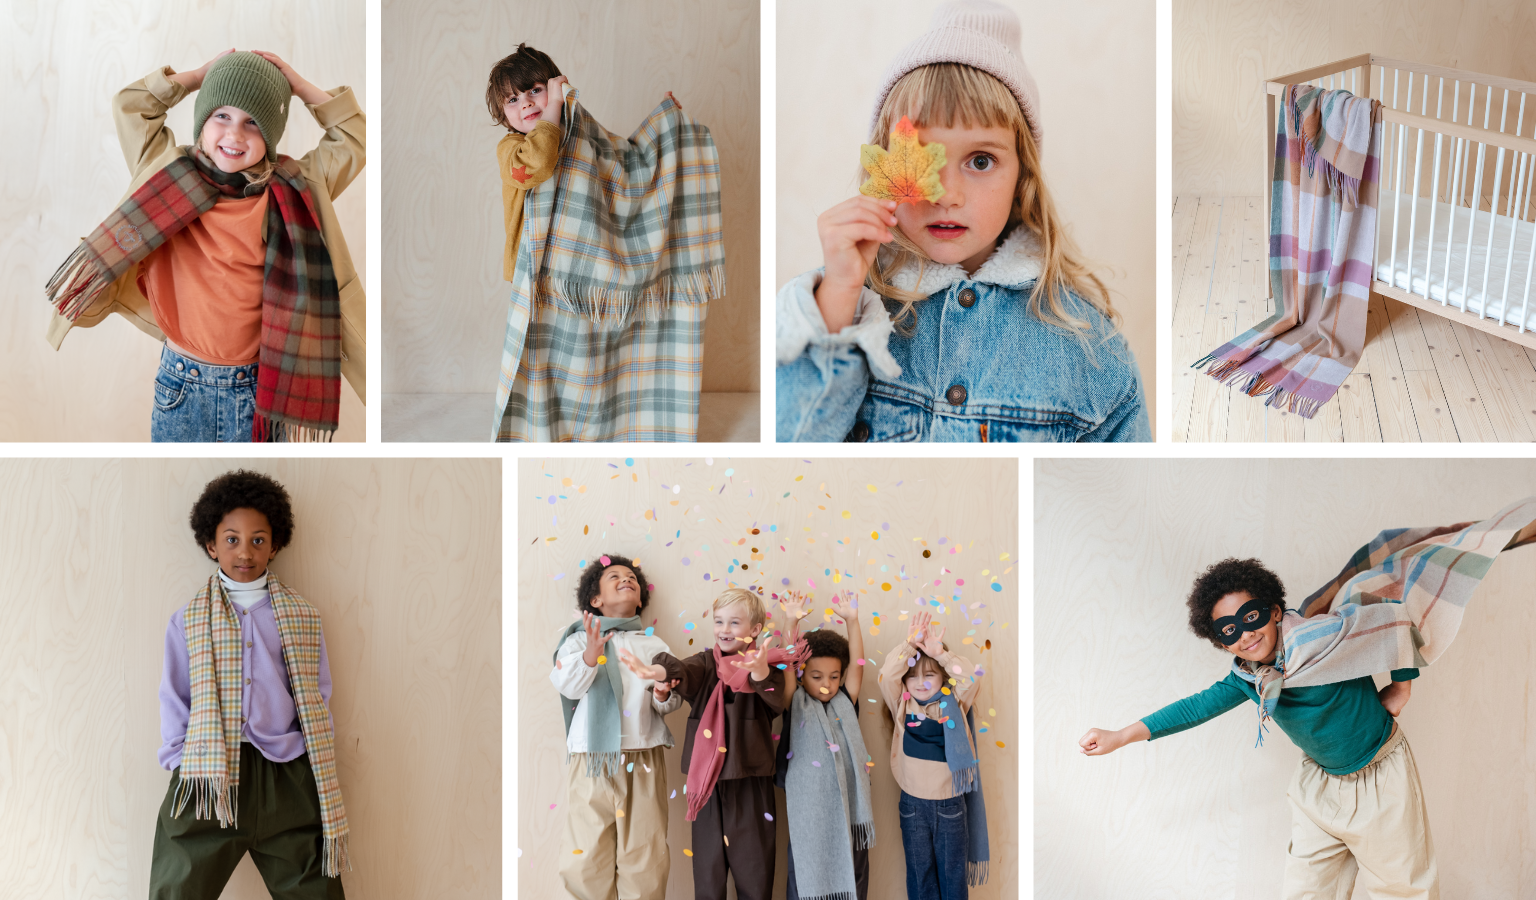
[1079,721,1151,756]
[832,594,864,699]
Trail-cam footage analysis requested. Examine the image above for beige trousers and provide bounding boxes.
[1284,726,1437,900]
[560,746,671,900]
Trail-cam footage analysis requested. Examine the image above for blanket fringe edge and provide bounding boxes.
[1193,355,1324,419]
[536,264,724,324]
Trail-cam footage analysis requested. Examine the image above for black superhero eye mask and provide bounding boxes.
[1213,598,1274,647]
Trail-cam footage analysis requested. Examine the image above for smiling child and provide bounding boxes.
[151,470,349,896]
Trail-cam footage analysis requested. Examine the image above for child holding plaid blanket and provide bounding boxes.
[45,50,366,442]
[776,0,1148,442]
[152,470,349,897]
[550,555,682,900]
[1079,500,1536,899]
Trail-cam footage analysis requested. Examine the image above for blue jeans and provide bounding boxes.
[150,344,258,443]
[898,790,968,900]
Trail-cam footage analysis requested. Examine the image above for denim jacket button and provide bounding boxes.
[958,288,976,308]
[236,371,246,380]
[847,421,871,442]
[189,369,200,378]
[945,384,967,405]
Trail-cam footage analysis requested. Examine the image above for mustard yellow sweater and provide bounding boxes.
[497,120,563,281]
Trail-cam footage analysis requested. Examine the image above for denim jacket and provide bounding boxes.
[776,227,1150,442]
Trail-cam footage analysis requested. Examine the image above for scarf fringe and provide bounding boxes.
[852,820,876,851]
[172,774,238,829]
[252,414,337,443]
[951,764,980,797]
[537,264,724,324]
[323,832,351,877]
[44,242,111,321]
[795,893,856,900]
[1194,357,1324,419]
[1300,134,1362,208]
[967,859,990,887]
[583,751,623,778]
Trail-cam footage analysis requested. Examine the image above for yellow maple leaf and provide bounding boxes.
[859,116,946,204]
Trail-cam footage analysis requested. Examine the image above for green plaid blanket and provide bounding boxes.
[493,89,724,442]
[1234,497,1536,724]
[177,572,350,875]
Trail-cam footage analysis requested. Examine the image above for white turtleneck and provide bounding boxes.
[219,568,270,608]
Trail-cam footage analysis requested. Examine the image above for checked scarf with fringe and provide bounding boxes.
[493,88,724,442]
[45,148,341,441]
[177,572,350,876]
[1233,497,1536,745]
[1194,85,1383,419]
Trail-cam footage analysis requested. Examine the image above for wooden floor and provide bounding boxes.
[1173,195,1536,442]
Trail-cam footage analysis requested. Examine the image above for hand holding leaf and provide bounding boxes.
[860,116,946,205]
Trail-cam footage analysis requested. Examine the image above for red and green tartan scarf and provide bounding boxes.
[45,148,341,441]
[177,571,351,876]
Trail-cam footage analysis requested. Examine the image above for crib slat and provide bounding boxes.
[1443,81,1465,305]
[1461,86,1492,313]
[1426,78,1446,306]
[1406,75,1429,298]
[1390,70,1405,282]
[1481,90,1509,320]
[1502,94,1529,325]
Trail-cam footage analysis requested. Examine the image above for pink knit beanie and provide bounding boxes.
[869,0,1043,149]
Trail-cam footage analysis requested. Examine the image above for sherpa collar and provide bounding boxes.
[885,225,1044,296]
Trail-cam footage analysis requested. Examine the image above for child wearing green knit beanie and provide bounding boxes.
[43,49,367,443]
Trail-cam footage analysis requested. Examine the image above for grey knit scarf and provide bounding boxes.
[785,687,875,900]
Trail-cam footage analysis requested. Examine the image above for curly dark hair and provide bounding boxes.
[190,470,295,553]
[1187,557,1286,645]
[485,43,562,130]
[803,629,850,673]
[575,555,650,614]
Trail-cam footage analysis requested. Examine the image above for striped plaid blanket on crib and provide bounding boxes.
[1194,85,1383,419]
[1233,497,1536,732]
[493,89,725,442]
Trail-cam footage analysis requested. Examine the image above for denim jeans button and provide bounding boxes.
[176,362,184,371]
[190,369,199,377]
[958,288,976,308]
[945,384,967,405]
[236,371,246,380]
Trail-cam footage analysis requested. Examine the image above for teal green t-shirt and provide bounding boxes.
[1140,667,1418,775]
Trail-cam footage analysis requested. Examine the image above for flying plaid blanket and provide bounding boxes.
[1194,85,1383,419]
[45,149,341,441]
[177,572,350,876]
[493,88,724,442]
[1234,497,1536,731]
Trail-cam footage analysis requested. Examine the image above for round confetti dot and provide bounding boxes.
[600,555,611,565]
[812,761,822,767]
[996,741,1006,748]
[684,849,694,857]
[625,458,634,466]
[991,583,1002,592]
[615,809,625,818]
[829,743,840,752]
[703,728,712,738]
[765,813,774,821]
[881,583,891,591]
[597,655,607,665]
[871,531,879,540]
[573,849,584,855]
[718,747,727,753]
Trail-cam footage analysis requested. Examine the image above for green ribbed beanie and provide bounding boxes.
[193,51,291,162]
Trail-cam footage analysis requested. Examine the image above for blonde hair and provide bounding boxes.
[712,587,767,628]
[868,64,1119,344]
[197,132,278,189]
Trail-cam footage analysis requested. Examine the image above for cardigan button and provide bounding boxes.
[958,288,976,308]
[847,421,871,442]
[946,384,967,406]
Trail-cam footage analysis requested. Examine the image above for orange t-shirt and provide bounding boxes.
[141,192,269,366]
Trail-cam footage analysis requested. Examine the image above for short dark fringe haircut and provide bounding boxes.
[575,555,650,614]
[486,43,562,130]
[1187,557,1286,646]
[803,629,850,674]
[190,470,295,554]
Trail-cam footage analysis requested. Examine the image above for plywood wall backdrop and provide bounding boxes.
[776,0,1156,432]
[1036,459,1536,899]
[1174,0,1536,196]
[518,457,1020,899]
[382,0,760,398]
[0,0,366,441]
[0,459,501,899]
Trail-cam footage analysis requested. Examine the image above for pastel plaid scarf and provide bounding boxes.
[1194,85,1383,419]
[685,639,807,822]
[494,88,724,442]
[45,148,341,441]
[177,572,350,876]
[1233,497,1536,738]
[553,614,644,776]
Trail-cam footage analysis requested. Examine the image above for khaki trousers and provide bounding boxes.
[560,746,670,900]
[1284,726,1437,900]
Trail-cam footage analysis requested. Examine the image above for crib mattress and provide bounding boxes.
[1374,188,1536,330]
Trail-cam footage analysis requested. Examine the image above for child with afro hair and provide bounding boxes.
[152,469,350,896]
[549,554,681,900]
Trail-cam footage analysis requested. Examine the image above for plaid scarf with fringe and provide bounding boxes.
[178,572,350,876]
[1232,497,1536,744]
[1194,85,1383,419]
[45,148,340,441]
[493,88,723,442]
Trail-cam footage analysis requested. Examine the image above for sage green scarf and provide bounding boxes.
[554,615,643,776]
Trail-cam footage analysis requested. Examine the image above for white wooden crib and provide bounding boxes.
[1264,54,1536,350]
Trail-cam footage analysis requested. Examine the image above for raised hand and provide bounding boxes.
[729,633,778,682]
[251,51,331,106]
[830,594,858,622]
[780,593,812,623]
[918,617,946,658]
[581,611,616,667]
[907,610,931,645]
[814,195,900,333]
[170,49,235,92]
[617,645,667,682]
